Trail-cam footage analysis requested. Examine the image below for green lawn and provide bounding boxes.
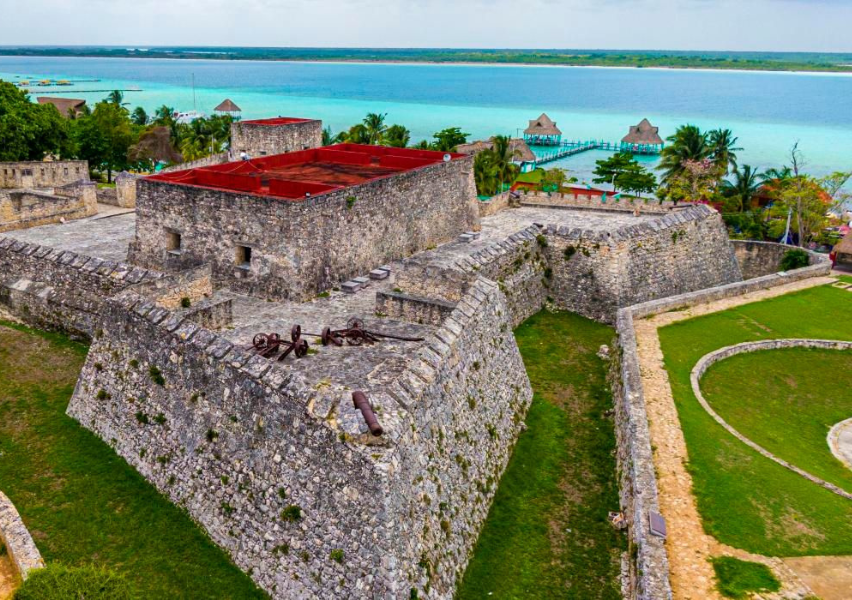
[458,311,624,599]
[835,274,852,285]
[658,285,852,556]
[0,322,266,599]
[702,347,852,493]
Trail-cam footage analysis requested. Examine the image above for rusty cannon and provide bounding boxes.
[251,325,309,361]
[317,317,425,347]
[352,391,383,436]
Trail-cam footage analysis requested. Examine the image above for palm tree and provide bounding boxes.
[658,125,711,183]
[153,105,175,125]
[721,165,762,211]
[107,90,127,106]
[761,166,793,183]
[491,135,520,190]
[362,112,388,145]
[322,126,342,146]
[131,106,148,126]
[384,124,411,148]
[709,128,742,174]
[473,151,500,197]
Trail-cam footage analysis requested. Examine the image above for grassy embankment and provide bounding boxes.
[458,311,625,599]
[658,284,852,556]
[0,321,266,599]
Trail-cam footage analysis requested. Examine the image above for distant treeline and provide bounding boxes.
[3,46,852,73]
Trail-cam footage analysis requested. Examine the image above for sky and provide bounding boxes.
[1,0,852,53]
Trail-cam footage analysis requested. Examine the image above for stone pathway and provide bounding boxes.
[781,556,852,600]
[828,418,852,471]
[633,276,835,600]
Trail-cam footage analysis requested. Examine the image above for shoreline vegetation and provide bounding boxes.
[3,46,852,73]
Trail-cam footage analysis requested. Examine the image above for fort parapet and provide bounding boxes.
[0,160,89,189]
[230,117,323,157]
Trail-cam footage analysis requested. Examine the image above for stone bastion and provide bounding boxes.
[0,169,755,599]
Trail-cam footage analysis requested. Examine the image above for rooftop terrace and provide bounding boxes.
[146,144,465,200]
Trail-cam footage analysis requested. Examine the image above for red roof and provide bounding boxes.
[239,117,314,126]
[146,144,464,200]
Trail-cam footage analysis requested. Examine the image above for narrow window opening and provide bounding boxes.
[166,231,182,254]
[235,245,252,269]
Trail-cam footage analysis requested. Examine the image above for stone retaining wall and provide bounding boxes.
[0,491,45,581]
[542,205,742,323]
[691,339,852,501]
[477,191,515,217]
[158,153,230,174]
[0,184,97,232]
[0,237,160,337]
[731,240,822,279]
[64,274,532,599]
[610,249,831,599]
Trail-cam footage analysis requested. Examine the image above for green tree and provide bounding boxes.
[473,151,500,196]
[541,167,568,192]
[431,127,469,152]
[107,90,128,106]
[658,124,711,183]
[383,124,411,148]
[322,126,343,146]
[708,128,742,174]
[73,101,137,182]
[617,166,657,198]
[721,164,763,212]
[770,144,829,246]
[491,135,520,189]
[153,105,175,125]
[0,81,71,160]
[362,112,388,145]
[592,152,636,192]
[131,106,148,126]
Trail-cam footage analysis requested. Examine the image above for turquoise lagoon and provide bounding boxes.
[2,56,852,184]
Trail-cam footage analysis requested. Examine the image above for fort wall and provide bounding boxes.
[230,120,322,157]
[543,205,742,323]
[0,183,97,232]
[0,237,159,337]
[0,160,89,189]
[730,240,820,279]
[128,157,479,301]
[63,274,531,599]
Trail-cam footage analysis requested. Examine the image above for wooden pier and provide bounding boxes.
[533,140,661,166]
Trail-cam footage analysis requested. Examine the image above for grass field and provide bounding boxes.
[458,311,624,599]
[702,347,852,493]
[0,321,266,599]
[658,285,852,556]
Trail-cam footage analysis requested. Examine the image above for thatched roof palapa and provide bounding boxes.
[524,113,561,137]
[37,97,86,118]
[622,118,664,145]
[128,126,183,164]
[835,231,852,256]
[456,138,536,163]
[214,99,242,114]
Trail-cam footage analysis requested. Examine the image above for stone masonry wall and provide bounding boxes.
[374,277,534,598]
[129,157,478,301]
[730,240,820,279]
[0,237,159,337]
[0,491,45,581]
[230,120,322,157]
[66,296,397,599]
[543,205,742,323]
[63,273,531,599]
[0,160,89,189]
[610,248,830,600]
[0,187,96,232]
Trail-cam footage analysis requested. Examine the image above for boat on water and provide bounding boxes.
[17,80,30,86]
[57,80,71,86]
[174,110,206,124]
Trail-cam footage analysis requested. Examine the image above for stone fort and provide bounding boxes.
[1,115,817,599]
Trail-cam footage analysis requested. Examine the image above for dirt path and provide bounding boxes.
[633,276,835,600]
[0,553,19,600]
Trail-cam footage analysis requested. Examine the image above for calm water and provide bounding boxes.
[3,56,852,184]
